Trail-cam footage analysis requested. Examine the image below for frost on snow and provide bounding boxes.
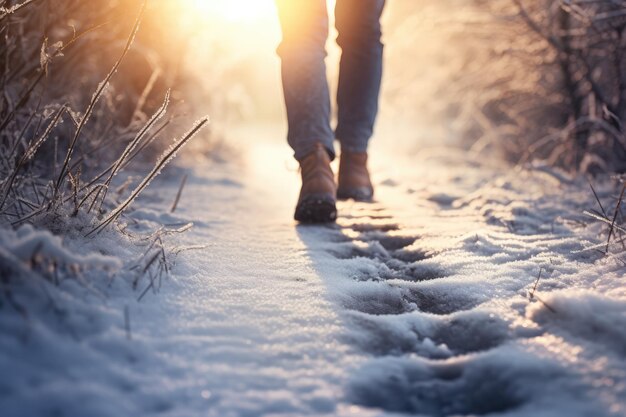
[1,131,625,417]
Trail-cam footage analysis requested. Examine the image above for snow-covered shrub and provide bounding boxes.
[0,224,121,284]
[0,0,208,300]
[0,0,208,226]
[385,0,626,172]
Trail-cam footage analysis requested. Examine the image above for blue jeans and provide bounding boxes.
[276,0,386,161]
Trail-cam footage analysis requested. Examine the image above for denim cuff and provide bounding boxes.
[339,142,369,154]
[294,141,336,162]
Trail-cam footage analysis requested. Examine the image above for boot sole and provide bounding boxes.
[337,187,374,202]
[295,195,337,223]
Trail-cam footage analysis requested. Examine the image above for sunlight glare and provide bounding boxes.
[190,0,276,22]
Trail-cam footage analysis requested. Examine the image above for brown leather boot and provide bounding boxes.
[337,151,374,202]
[294,143,337,223]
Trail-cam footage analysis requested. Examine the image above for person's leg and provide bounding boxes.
[334,0,385,153]
[275,0,335,161]
[276,0,337,223]
[334,0,385,202]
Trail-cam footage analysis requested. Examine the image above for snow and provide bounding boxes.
[1,123,626,416]
[0,224,122,271]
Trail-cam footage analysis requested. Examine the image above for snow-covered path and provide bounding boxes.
[2,124,626,417]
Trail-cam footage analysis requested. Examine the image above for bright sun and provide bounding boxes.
[191,0,276,22]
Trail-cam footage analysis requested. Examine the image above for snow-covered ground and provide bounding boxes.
[1,123,625,417]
